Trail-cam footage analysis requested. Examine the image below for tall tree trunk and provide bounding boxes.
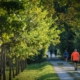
[9,58,12,80]
[16,57,19,75]
[21,60,24,72]
[12,57,15,78]
[12,65,15,78]
[17,57,20,74]
[23,60,25,71]
[0,70,1,80]
[0,53,2,80]
[20,60,22,72]
[12,57,15,77]
[3,46,6,80]
[24,60,26,69]
[25,59,27,68]
[22,60,24,71]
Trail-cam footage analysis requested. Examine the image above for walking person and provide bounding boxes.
[50,49,53,58]
[54,49,57,57]
[63,50,69,64]
[71,49,80,70]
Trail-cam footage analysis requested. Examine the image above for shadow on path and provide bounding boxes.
[48,57,74,80]
[48,57,80,80]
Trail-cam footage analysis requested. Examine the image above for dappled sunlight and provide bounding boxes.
[49,57,80,80]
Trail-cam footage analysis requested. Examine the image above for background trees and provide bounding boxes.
[52,0,80,57]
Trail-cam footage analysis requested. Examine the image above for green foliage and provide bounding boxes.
[51,0,80,59]
[0,1,24,13]
[73,29,80,52]
[0,0,79,62]
[0,0,61,64]
[58,23,75,58]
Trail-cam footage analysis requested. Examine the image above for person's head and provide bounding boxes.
[74,49,77,52]
[65,50,67,52]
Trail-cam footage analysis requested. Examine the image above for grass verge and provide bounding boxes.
[12,61,60,80]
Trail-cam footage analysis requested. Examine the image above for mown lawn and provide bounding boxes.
[12,61,60,80]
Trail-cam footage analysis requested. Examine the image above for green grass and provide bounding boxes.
[12,61,60,80]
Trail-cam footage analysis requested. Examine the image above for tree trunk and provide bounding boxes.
[21,60,24,72]
[25,59,27,68]
[20,60,22,72]
[3,46,6,80]
[18,58,20,74]
[9,58,12,80]
[0,54,2,80]
[12,59,15,78]
[16,57,19,75]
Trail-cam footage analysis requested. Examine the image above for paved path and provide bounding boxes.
[48,57,80,80]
